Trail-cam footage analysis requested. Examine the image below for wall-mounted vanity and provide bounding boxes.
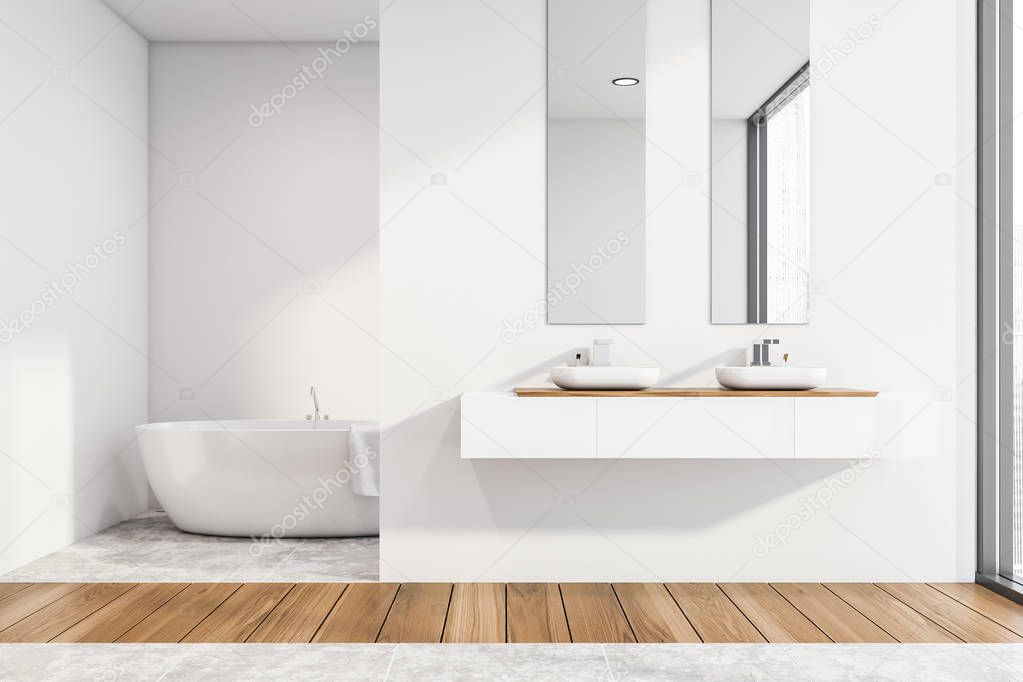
[459,389,924,460]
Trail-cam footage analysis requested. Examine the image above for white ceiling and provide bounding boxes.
[712,0,809,119]
[101,0,379,42]
[548,0,646,120]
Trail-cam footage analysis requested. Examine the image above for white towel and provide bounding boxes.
[347,423,380,497]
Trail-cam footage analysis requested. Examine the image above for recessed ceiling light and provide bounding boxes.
[612,77,640,86]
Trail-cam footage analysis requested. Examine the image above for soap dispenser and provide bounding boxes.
[591,339,613,367]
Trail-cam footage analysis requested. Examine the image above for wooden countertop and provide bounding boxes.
[513,387,879,398]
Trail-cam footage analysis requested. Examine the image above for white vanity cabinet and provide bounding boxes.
[460,390,899,460]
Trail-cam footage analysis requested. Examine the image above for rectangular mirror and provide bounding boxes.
[547,0,647,324]
[711,0,811,324]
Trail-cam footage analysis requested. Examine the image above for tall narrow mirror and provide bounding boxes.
[547,0,647,324]
[711,0,811,324]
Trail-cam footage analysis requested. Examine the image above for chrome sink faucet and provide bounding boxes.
[306,386,329,421]
[751,339,780,367]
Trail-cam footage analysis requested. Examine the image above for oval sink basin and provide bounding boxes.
[716,366,827,391]
[551,366,660,391]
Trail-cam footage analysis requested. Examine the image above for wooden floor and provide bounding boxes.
[0,582,1021,644]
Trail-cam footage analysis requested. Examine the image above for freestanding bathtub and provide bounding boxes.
[137,420,379,538]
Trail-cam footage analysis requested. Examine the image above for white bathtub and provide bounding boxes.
[137,420,378,538]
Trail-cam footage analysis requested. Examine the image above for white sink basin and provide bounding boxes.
[550,366,660,391]
[715,366,827,391]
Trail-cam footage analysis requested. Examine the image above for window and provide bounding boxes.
[978,0,1023,602]
[747,63,811,324]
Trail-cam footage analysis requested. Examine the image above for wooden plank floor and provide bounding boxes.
[0,582,1020,644]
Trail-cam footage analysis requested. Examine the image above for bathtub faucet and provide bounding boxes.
[307,386,329,421]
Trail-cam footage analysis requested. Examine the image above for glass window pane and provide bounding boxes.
[765,87,811,324]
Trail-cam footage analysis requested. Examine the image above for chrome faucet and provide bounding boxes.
[306,386,329,421]
[751,339,780,367]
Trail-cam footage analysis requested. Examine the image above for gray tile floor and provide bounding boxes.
[1,512,379,582]
[1,644,1023,681]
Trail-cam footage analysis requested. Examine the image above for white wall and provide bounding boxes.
[0,0,150,574]
[149,43,379,423]
[380,0,976,581]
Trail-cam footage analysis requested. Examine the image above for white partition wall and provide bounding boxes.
[380,0,976,582]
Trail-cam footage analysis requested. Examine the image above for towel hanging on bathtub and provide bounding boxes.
[347,423,380,497]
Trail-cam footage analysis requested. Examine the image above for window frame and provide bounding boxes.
[977,0,1023,602]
